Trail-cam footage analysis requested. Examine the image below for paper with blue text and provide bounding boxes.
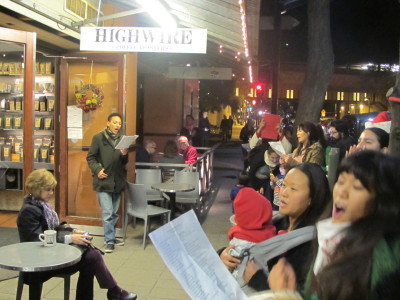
[149,210,248,300]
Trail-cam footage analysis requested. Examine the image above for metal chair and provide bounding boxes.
[173,170,201,207]
[16,271,75,300]
[123,183,171,249]
[135,169,165,204]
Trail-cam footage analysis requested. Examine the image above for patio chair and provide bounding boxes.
[135,169,165,204]
[123,183,171,249]
[173,170,200,208]
[16,268,76,300]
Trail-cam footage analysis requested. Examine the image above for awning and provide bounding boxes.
[0,0,260,79]
[107,0,260,79]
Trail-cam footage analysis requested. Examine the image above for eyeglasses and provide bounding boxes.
[330,130,338,135]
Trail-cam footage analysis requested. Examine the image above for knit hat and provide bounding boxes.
[228,188,276,243]
[386,86,400,103]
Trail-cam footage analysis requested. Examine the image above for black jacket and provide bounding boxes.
[17,195,74,243]
[86,130,128,193]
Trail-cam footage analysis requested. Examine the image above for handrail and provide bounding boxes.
[135,143,220,195]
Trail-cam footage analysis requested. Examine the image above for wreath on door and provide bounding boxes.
[75,84,104,112]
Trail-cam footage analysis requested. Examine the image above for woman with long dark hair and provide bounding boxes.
[220,163,331,291]
[281,121,327,168]
[346,127,389,156]
[269,151,400,299]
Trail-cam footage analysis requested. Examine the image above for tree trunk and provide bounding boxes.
[388,40,400,154]
[295,0,334,125]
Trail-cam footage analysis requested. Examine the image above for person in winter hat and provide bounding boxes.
[228,187,276,278]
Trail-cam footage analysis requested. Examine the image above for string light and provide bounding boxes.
[248,65,253,83]
[238,0,251,82]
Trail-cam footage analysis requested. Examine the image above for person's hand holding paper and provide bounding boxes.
[115,135,138,150]
[260,114,280,140]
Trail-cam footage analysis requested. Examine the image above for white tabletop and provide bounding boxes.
[151,182,195,193]
[0,242,82,272]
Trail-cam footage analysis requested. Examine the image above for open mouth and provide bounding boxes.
[333,203,345,220]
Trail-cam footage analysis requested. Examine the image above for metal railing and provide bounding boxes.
[135,143,219,195]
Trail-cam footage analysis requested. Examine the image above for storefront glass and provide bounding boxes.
[0,41,25,210]
[67,61,119,218]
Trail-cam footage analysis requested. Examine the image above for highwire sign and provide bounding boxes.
[80,27,208,54]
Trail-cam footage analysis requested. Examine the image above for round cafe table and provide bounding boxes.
[0,242,82,300]
[0,242,82,272]
[151,182,195,219]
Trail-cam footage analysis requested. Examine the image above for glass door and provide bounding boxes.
[0,28,35,211]
[59,55,124,226]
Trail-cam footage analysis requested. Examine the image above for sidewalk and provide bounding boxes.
[0,141,244,300]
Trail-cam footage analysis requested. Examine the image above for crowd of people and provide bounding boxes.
[14,109,399,300]
[221,111,400,299]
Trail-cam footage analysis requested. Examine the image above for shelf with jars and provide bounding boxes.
[0,60,56,192]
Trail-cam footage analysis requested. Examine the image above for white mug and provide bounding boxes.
[39,230,57,247]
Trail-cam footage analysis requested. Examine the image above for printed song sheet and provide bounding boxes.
[115,135,138,149]
[268,141,286,156]
[149,210,248,300]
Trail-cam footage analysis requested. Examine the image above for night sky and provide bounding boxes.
[259,0,400,65]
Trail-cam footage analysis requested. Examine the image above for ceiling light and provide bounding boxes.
[136,0,177,28]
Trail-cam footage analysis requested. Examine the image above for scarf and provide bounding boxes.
[264,151,279,168]
[29,195,59,230]
[313,218,350,275]
[104,128,121,147]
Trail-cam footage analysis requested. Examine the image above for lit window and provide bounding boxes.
[325,92,328,100]
[286,89,294,99]
[268,89,272,98]
[353,92,360,101]
[337,92,344,101]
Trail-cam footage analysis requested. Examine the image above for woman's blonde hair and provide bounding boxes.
[25,169,57,198]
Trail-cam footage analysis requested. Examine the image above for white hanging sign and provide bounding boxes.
[80,27,207,54]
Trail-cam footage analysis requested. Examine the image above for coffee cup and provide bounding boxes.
[39,230,57,247]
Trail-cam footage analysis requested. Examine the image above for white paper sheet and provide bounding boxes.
[115,135,138,149]
[268,141,286,155]
[67,105,83,128]
[149,210,248,300]
[67,127,82,139]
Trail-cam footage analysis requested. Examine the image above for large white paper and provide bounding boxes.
[149,210,248,300]
[268,141,286,155]
[115,135,138,149]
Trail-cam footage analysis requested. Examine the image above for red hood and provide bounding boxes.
[228,188,276,243]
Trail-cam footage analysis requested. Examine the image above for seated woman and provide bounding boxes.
[17,169,137,300]
[159,140,185,181]
[346,127,389,156]
[269,150,400,299]
[159,140,185,168]
[281,121,327,168]
[219,163,331,291]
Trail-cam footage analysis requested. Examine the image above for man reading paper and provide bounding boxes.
[87,113,128,253]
